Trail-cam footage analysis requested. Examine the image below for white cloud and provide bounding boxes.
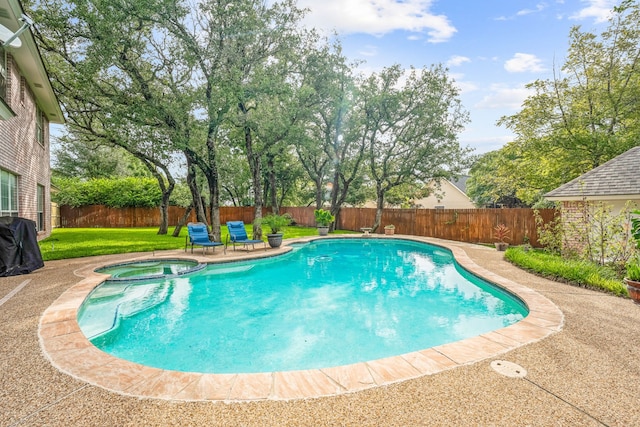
[297,0,457,43]
[516,3,548,16]
[447,55,471,67]
[494,2,546,20]
[570,0,616,23]
[475,84,534,110]
[358,45,378,57]
[454,80,479,95]
[504,53,546,73]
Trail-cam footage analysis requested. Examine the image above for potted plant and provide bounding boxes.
[624,262,640,304]
[257,213,292,248]
[384,224,395,235]
[314,209,335,236]
[493,223,511,251]
[624,209,640,304]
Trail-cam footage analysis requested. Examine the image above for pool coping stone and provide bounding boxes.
[38,235,563,402]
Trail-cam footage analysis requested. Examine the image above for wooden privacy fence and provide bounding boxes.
[60,205,556,247]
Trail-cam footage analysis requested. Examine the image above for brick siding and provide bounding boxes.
[0,53,51,239]
[560,201,588,253]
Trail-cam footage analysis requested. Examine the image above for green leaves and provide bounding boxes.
[505,247,628,297]
[495,2,640,205]
[52,177,162,207]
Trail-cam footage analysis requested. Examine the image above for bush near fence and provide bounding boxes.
[59,205,555,247]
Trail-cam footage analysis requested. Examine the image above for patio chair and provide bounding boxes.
[225,221,265,251]
[185,222,224,255]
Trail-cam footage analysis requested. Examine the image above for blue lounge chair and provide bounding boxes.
[226,221,265,251]
[186,222,224,254]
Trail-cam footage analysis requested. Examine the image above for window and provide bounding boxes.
[0,170,19,217]
[0,46,6,103]
[37,184,45,231]
[36,105,44,145]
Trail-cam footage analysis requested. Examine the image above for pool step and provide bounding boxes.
[79,282,171,339]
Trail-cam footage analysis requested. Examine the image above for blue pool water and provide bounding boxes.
[78,238,528,374]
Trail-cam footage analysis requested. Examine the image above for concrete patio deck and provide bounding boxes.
[1,236,639,426]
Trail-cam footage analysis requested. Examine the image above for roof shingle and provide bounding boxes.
[544,146,640,199]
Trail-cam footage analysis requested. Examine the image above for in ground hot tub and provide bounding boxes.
[95,259,204,280]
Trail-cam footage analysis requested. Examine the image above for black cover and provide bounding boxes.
[0,217,44,277]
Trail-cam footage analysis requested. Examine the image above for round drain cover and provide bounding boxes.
[490,360,527,378]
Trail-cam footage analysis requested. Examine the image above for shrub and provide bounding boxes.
[493,223,511,243]
[314,209,335,226]
[505,246,628,296]
[257,213,292,234]
[53,177,162,208]
[534,209,563,255]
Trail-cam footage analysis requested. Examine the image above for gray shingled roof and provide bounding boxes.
[451,175,469,194]
[545,146,640,199]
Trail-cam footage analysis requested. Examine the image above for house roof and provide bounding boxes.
[544,146,640,200]
[450,175,469,194]
[0,0,63,123]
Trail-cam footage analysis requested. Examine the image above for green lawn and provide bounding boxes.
[39,226,354,261]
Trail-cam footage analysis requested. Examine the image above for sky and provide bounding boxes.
[295,0,619,155]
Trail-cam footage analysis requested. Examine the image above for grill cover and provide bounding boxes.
[0,217,44,276]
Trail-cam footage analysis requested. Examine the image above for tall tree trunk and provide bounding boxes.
[267,153,279,214]
[315,176,324,209]
[134,156,175,235]
[172,204,193,237]
[158,190,171,235]
[372,187,385,232]
[240,107,263,239]
[185,155,207,225]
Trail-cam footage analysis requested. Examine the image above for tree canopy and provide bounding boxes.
[32,0,472,231]
[487,0,640,205]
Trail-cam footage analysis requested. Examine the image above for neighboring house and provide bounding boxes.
[360,176,476,209]
[413,176,476,209]
[0,0,63,239]
[544,146,640,250]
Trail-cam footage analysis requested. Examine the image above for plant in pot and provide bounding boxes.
[624,209,640,304]
[493,223,511,251]
[384,224,395,235]
[314,209,335,236]
[257,213,292,248]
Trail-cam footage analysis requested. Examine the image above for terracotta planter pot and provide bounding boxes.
[385,228,395,235]
[624,278,640,305]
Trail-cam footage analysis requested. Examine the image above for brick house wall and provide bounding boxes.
[560,199,640,256]
[0,52,51,239]
[560,200,588,253]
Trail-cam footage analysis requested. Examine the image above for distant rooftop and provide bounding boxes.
[545,146,640,199]
[450,175,469,194]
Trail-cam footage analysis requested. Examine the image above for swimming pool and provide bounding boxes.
[77,238,528,374]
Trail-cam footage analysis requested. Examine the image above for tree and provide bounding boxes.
[163,0,309,240]
[52,135,150,180]
[32,0,192,234]
[295,42,357,214]
[498,0,640,203]
[466,150,528,207]
[360,64,471,230]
